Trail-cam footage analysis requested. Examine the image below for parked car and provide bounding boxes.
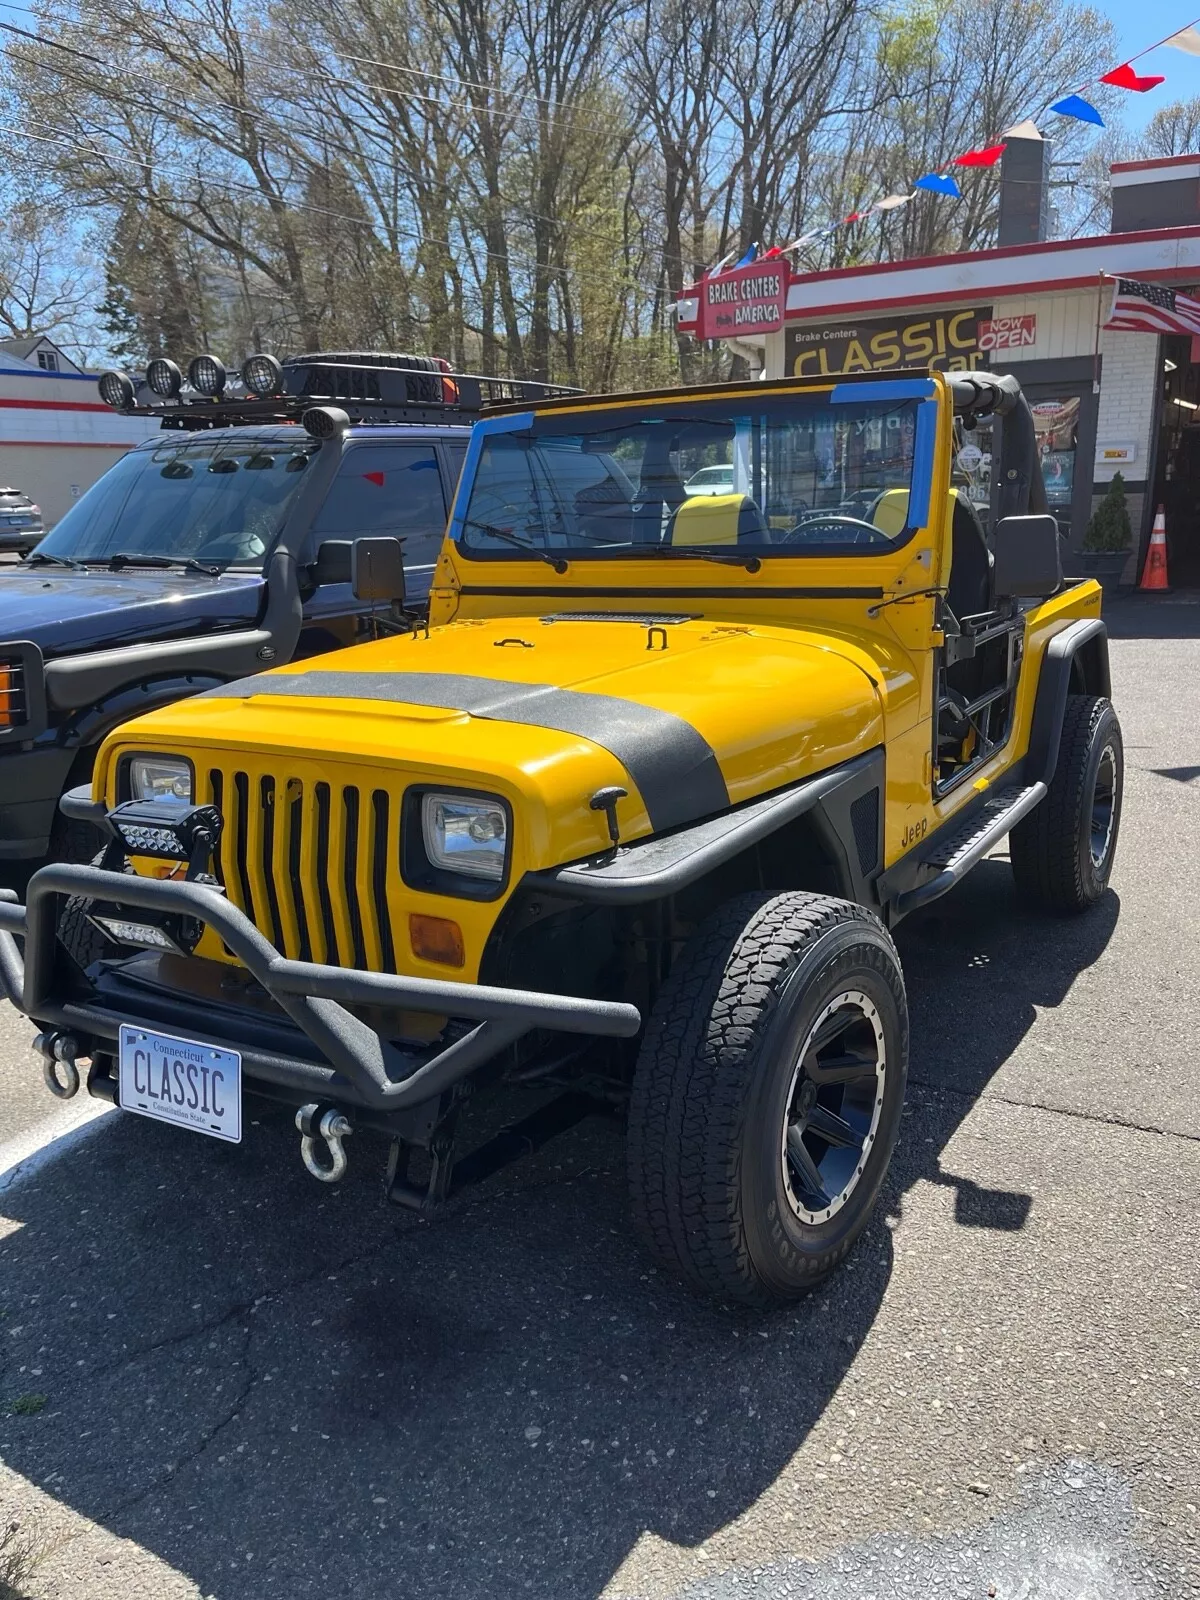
[683,463,734,496]
[0,486,44,554]
[0,351,573,866]
[0,367,1121,1309]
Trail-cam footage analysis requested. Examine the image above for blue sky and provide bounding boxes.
[2,0,1200,141]
[1111,3,1200,131]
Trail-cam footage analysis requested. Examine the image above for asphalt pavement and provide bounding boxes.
[0,594,1197,1599]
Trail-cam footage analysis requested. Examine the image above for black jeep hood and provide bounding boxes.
[0,569,265,658]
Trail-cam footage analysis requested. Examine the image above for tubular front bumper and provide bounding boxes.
[0,864,642,1114]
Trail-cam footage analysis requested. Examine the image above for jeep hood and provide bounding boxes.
[0,568,264,657]
[107,615,886,851]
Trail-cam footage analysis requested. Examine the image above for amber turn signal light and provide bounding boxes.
[409,913,465,968]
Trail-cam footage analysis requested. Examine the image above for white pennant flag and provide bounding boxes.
[874,192,915,212]
[1166,25,1200,54]
[1002,118,1043,140]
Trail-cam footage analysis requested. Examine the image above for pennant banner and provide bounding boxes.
[915,172,962,197]
[1050,93,1105,126]
[1165,25,1200,54]
[955,144,1006,168]
[693,14,1195,289]
[1101,62,1166,91]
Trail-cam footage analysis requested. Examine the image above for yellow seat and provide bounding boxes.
[671,493,752,547]
[869,486,974,538]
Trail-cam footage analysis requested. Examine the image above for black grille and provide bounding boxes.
[850,790,880,875]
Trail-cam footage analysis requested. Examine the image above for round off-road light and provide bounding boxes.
[187,353,227,397]
[97,370,134,409]
[242,353,283,395]
[145,358,182,399]
[302,405,349,440]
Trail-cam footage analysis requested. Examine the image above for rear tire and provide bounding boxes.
[627,892,908,1308]
[1010,694,1123,914]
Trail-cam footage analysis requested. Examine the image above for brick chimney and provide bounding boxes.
[997,135,1050,247]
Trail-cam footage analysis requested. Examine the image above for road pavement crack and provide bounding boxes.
[908,1075,1200,1144]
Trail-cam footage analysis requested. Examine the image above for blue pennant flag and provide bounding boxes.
[1050,93,1104,127]
[733,242,759,268]
[914,173,962,198]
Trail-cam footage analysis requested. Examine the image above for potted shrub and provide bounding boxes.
[1077,472,1132,590]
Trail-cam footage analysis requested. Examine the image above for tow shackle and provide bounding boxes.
[295,1103,353,1183]
[34,1031,81,1100]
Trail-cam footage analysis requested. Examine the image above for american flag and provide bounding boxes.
[1105,276,1200,337]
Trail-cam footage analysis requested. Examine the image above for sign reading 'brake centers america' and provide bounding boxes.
[698,264,788,340]
[786,307,994,376]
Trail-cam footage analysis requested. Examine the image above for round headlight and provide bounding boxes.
[187,354,227,397]
[242,353,283,395]
[98,370,135,410]
[145,358,182,399]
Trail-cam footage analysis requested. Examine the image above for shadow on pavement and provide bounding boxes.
[0,862,1118,1598]
[1103,594,1200,640]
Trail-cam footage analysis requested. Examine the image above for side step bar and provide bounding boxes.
[892,781,1046,918]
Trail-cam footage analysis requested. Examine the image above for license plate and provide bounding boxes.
[118,1025,241,1143]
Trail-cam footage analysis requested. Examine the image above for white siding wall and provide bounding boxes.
[1092,329,1161,485]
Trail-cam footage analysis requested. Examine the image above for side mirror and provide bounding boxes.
[992,513,1061,599]
[352,535,406,605]
[312,539,353,586]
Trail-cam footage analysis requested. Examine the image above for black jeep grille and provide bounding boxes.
[206,765,399,969]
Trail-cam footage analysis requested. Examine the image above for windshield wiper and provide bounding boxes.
[23,551,85,571]
[627,543,762,572]
[462,519,568,574]
[106,552,225,577]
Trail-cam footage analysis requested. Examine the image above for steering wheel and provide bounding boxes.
[778,513,893,548]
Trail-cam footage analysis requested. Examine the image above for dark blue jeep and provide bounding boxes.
[0,352,571,864]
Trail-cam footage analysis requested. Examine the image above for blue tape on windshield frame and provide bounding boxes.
[905,399,938,530]
[447,410,535,545]
[829,378,937,403]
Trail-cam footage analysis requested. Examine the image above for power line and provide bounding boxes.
[0,114,672,309]
[0,18,690,287]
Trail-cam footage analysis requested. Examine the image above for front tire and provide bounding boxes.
[1010,694,1123,913]
[627,892,908,1308]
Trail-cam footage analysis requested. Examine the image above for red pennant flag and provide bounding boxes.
[842,210,865,224]
[954,144,1006,168]
[760,245,785,258]
[363,471,386,487]
[1101,62,1166,91]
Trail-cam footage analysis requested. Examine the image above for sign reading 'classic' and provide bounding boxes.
[786,307,995,377]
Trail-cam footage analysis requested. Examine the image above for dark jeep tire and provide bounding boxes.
[627,892,908,1308]
[57,852,128,977]
[1010,694,1123,914]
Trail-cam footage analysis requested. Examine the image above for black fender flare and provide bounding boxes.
[1025,618,1111,786]
[61,673,228,755]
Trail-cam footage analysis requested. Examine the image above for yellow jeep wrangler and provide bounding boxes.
[0,370,1122,1307]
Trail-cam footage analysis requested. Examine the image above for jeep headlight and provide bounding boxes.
[421,793,507,882]
[127,754,193,808]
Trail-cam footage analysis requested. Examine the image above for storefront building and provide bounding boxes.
[0,340,157,528]
[677,153,1200,585]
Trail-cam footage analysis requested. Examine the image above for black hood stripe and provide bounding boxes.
[202,670,729,831]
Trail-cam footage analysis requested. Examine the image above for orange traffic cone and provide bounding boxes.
[1139,505,1170,592]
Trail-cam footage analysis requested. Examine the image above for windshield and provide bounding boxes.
[457,393,928,562]
[32,436,319,569]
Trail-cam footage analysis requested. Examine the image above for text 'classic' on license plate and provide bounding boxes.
[118,1026,242,1143]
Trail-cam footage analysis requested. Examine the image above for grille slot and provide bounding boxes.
[206,764,399,970]
[0,658,27,729]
